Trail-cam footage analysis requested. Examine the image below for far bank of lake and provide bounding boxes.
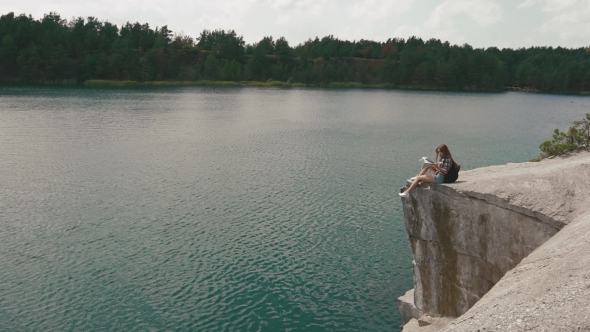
[5,79,590,95]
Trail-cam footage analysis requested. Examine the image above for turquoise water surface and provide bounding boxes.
[0,86,588,331]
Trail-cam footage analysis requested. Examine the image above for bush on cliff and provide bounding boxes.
[532,113,590,161]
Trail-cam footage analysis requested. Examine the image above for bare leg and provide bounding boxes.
[404,166,438,194]
[416,165,436,177]
[416,167,429,176]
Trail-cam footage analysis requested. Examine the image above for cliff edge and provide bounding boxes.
[398,151,590,331]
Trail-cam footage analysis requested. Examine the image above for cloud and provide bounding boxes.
[426,0,502,28]
[397,0,502,45]
[517,0,537,9]
[374,0,502,46]
[347,0,414,20]
[3,0,590,48]
[515,0,578,11]
[265,0,317,10]
[1,0,257,29]
[275,14,290,25]
[542,0,577,12]
[538,1,590,41]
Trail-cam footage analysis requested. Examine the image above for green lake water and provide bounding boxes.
[0,86,588,331]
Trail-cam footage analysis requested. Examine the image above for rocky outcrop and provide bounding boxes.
[398,289,424,324]
[398,151,590,331]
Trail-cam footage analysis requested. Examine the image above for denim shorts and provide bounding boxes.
[434,174,444,184]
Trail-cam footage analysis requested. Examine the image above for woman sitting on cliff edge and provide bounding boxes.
[399,143,455,198]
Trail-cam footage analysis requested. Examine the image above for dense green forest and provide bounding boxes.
[1,12,590,93]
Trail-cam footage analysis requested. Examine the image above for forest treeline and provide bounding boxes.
[2,12,590,93]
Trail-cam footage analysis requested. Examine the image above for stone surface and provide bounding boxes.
[399,151,590,331]
[402,316,454,332]
[441,209,590,332]
[418,315,433,326]
[398,288,425,324]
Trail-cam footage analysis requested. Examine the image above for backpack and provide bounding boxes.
[444,159,460,183]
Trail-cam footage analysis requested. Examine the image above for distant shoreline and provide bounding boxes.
[2,80,590,95]
[83,80,479,91]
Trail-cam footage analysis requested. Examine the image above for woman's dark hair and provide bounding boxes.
[435,143,453,162]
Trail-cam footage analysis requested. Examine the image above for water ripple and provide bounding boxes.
[2,86,586,331]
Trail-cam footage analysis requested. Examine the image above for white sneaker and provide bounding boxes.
[410,176,417,181]
[399,192,409,198]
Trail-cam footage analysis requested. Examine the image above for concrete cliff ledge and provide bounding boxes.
[398,151,590,331]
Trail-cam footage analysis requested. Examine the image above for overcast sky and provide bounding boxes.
[2,0,590,49]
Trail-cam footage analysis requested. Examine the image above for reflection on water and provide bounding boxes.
[0,86,587,331]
